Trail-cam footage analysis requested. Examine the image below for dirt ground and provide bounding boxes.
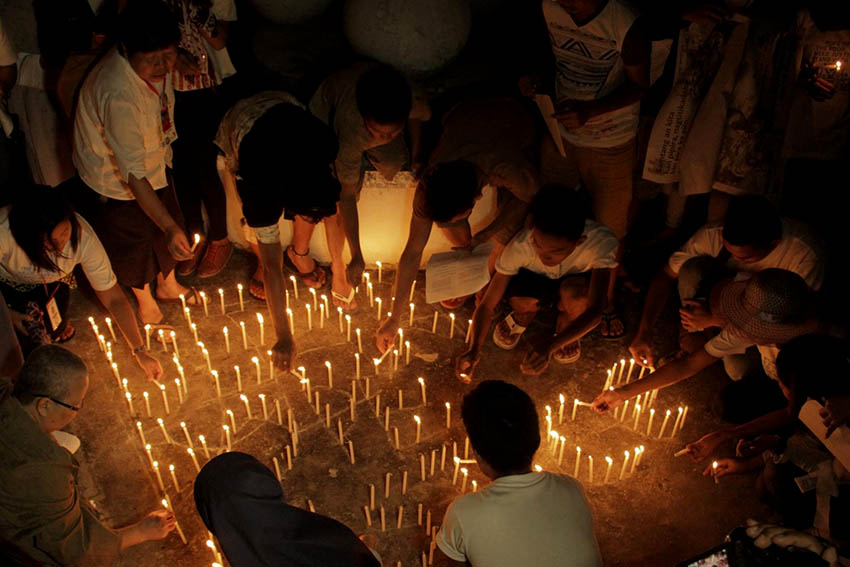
[59,248,774,567]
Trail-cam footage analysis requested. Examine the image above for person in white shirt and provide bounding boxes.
[456,184,617,381]
[436,380,602,567]
[0,187,162,381]
[594,269,821,424]
[72,1,196,326]
[630,196,824,369]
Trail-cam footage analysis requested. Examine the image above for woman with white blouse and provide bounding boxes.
[0,186,162,381]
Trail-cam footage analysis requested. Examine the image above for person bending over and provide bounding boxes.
[0,346,174,565]
[435,380,601,567]
[456,184,616,381]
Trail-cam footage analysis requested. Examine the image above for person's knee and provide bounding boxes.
[723,355,751,382]
[510,296,539,313]
[557,279,588,312]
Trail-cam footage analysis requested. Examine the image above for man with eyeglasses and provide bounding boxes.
[0,345,175,565]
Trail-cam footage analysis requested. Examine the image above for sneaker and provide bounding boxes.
[196,239,233,278]
[552,340,581,364]
[177,238,206,276]
[492,314,526,350]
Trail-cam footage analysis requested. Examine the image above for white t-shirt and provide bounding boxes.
[0,18,16,67]
[437,472,602,567]
[667,219,824,290]
[495,221,618,279]
[543,0,640,148]
[0,207,117,291]
[74,48,176,200]
[704,326,780,380]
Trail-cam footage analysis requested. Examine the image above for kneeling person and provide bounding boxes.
[436,380,601,567]
[456,185,617,381]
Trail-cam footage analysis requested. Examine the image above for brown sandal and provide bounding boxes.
[283,246,327,289]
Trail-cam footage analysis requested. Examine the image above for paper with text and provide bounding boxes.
[425,243,493,304]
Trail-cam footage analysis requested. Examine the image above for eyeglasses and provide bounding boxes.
[31,395,80,412]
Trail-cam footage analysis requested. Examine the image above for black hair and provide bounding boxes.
[461,380,540,474]
[420,161,480,223]
[9,185,81,273]
[13,345,88,406]
[118,0,181,57]
[355,65,413,125]
[722,195,782,250]
[529,184,586,241]
[776,334,850,414]
[239,103,341,223]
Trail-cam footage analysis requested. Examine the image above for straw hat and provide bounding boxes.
[710,269,819,345]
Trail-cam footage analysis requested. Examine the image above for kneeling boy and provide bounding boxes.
[456,185,617,380]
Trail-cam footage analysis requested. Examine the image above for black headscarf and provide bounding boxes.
[194,452,380,567]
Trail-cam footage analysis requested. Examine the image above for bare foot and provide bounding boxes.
[138,303,164,325]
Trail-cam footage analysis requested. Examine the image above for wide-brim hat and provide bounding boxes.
[711,268,819,345]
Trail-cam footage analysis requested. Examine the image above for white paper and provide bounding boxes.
[798,400,850,473]
[425,243,493,304]
[534,94,566,157]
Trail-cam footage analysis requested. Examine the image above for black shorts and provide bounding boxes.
[504,269,589,309]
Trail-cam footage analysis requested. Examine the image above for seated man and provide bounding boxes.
[376,96,539,353]
[307,63,431,310]
[594,269,821,424]
[0,345,174,564]
[456,185,616,380]
[436,380,601,567]
[215,92,341,372]
[630,195,823,368]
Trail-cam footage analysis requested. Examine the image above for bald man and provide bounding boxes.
[0,345,175,565]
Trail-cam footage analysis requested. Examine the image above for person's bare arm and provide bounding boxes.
[593,347,718,411]
[442,221,473,249]
[455,272,511,381]
[376,214,433,351]
[126,174,192,261]
[408,118,425,175]
[257,240,296,371]
[630,264,677,366]
[684,407,793,462]
[338,182,365,283]
[554,268,608,349]
[472,197,528,246]
[94,284,162,381]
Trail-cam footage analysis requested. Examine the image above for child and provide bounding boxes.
[455,184,617,381]
[436,380,601,567]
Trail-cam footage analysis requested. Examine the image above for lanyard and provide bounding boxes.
[142,78,173,135]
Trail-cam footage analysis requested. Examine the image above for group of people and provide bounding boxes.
[0,0,848,565]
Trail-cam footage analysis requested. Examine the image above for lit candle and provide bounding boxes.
[190,232,201,252]
[356,328,362,353]
[199,435,209,458]
[169,331,179,358]
[267,350,273,379]
[322,294,329,316]
[355,353,360,379]
[460,467,469,493]
[618,450,630,481]
[393,349,399,371]
[168,464,180,492]
[257,313,265,345]
[464,319,473,343]
[405,340,411,365]
[712,460,719,484]
[218,288,225,314]
[646,408,656,436]
[152,460,165,491]
[345,314,351,341]
[671,406,684,437]
[190,322,198,343]
[367,282,373,305]
[376,297,382,320]
[449,313,455,338]
[141,391,151,417]
[187,447,201,473]
[617,358,626,384]
[157,418,171,443]
[325,361,333,388]
[238,394,252,420]
[633,404,641,431]
[309,288,317,310]
[558,394,565,424]
[159,384,170,414]
[417,377,427,405]
[135,421,146,446]
[289,275,298,299]
[180,421,193,447]
[376,260,382,283]
[144,444,154,467]
[124,392,135,416]
[626,358,636,383]
[306,304,312,330]
[604,456,614,483]
[259,394,269,420]
[237,283,244,311]
[588,455,594,483]
[319,303,326,329]
[212,370,221,398]
[222,326,230,353]
[557,436,566,465]
[414,415,421,443]
[178,293,187,313]
[184,307,193,328]
[157,329,167,352]
[239,321,248,349]
[431,312,438,333]
[104,317,117,342]
[409,303,415,326]
[144,324,151,350]
[680,405,689,431]
[286,308,294,334]
[572,398,581,421]
[574,446,582,477]
[630,446,641,474]
[223,424,232,451]
[409,278,416,301]
[658,409,672,439]
[252,356,261,384]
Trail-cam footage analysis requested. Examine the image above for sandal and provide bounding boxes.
[440,295,470,310]
[332,286,357,311]
[156,285,202,307]
[249,277,266,301]
[492,313,526,350]
[599,310,626,340]
[552,340,581,364]
[283,245,327,289]
[53,323,76,344]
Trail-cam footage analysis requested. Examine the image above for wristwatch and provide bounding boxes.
[132,344,147,356]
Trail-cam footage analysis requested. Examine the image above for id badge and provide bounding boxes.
[46,297,62,331]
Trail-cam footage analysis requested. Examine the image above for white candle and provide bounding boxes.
[257,313,265,345]
[190,232,201,252]
[630,446,641,475]
[337,306,343,333]
[124,392,135,416]
[199,290,209,316]
[604,456,614,483]
[410,279,416,301]
[286,308,294,334]
[464,319,473,343]
[239,321,248,349]
[345,315,351,341]
[309,288,317,310]
[449,313,455,338]
[409,302,415,326]
[418,377,427,405]
[355,353,360,379]
[184,307,193,328]
[306,304,312,330]
[356,328,362,353]
[289,275,298,299]
[671,406,684,437]
[259,394,269,420]
[190,322,198,343]
[218,288,225,314]
[712,460,719,484]
[226,409,237,433]
[376,260,382,283]
[142,392,151,417]
[431,312,438,333]
[223,424,232,451]
[240,394,252,419]
[187,447,201,473]
[144,324,151,350]
[646,408,656,436]
[319,303,326,329]
[104,317,117,342]
[159,384,170,414]
[367,282,373,305]
[618,451,630,480]
[557,436,566,465]
[152,460,165,491]
[414,415,421,443]
[325,361,333,388]
[169,463,180,492]
[237,283,244,311]
[658,410,672,439]
[633,404,642,431]
[223,326,230,353]
[212,370,221,398]
[574,446,582,477]
[253,356,261,384]
[376,297,382,320]
[199,435,209,458]
[588,455,594,483]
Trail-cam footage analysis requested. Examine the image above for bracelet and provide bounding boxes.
[132,345,147,356]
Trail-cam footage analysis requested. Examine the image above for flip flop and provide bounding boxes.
[156,285,202,307]
[249,278,266,301]
[599,311,626,340]
[552,340,581,364]
[440,295,470,309]
[53,323,76,344]
[283,246,327,289]
[332,286,357,311]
